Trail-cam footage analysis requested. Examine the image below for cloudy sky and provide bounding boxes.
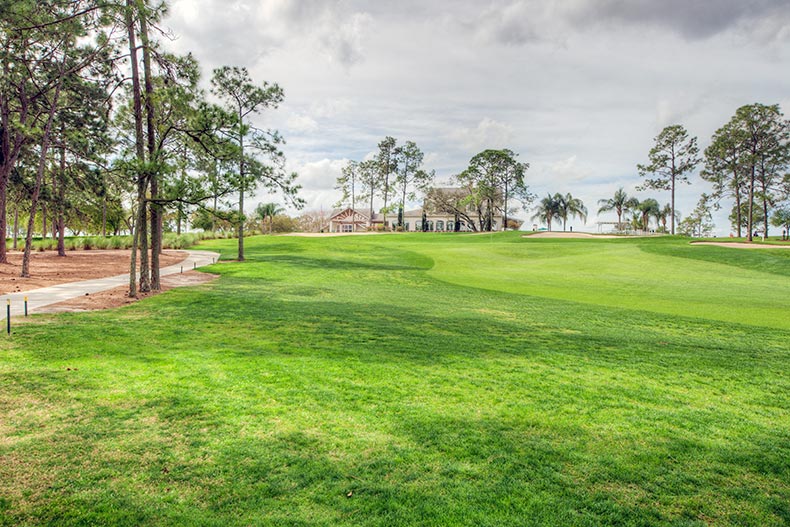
[164,0,790,232]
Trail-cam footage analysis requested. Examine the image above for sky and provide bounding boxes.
[163,0,790,233]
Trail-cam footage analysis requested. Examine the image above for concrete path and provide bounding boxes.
[1,249,220,317]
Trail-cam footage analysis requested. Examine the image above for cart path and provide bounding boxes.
[2,250,220,317]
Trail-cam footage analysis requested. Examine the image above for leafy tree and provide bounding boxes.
[357,159,379,226]
[655,203,674,233]
[634,198,659,232]
[728,104,789,241]
[335,160,359,212]
[597,188,639,230]
[702,120,749,237]
[424,187,478,232]
[457,149,532,231]
[295,209,331,233]
[191,206,234,233]
[678,194,715,237]
[771,206,790,235]
[211,65,298,261]
[376,136,398,229]
[0,0,115,268]
[531,194,561,231]
[730,202,765,235]
[556,193,587,231]
[255,202,284,234]
[638,125,700,235]
[394,140,433,228]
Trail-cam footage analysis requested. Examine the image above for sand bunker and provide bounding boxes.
[522,232,635,239]
[691,242,790,249]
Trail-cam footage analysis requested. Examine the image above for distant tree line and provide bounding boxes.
[336,143,534,232]
[627,104,789,239]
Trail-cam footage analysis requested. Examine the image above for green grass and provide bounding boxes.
[1,233,788,526]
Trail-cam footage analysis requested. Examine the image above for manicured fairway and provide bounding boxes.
[1,233,789,526]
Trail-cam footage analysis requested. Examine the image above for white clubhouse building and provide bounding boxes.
[327,207,506,233]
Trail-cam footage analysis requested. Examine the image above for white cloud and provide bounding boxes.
[291,158,347,191]
[547,156,591,184]
[310,98,352,118]
[163,1,790,237]
[286,113,319,133]
[449,118,514,151]
[321,12,372,66]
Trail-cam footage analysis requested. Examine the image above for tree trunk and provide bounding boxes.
[351,172,356,230]
[138,2,160,290]
[762,185,769,241]
[670,176,676,235]
[22,72,63,277]
[126,0,147,295]
[11,204,18,250]
[102,195,107,237]
[733,169,742,238]
[212,191,217,232]
[382,151,392,231]
[400,181,406,229]
[369,193,374,229]
[238,185,244,259]
[747,165,755,242]
[0,60,14,264]
[51,171,57,239]
[41,204,47,240]
[237,104,245,261]
[503,181,509,231]
[56,166,66,256]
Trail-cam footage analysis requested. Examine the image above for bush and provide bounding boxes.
[66,238,84,251]
[162,232,200,250]
[32,239,56,252]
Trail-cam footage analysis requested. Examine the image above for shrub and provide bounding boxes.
[66,238,83,251]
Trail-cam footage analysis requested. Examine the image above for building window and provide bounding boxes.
[342,224,353,233]
[404,222,409,231]
[436,220,444,231]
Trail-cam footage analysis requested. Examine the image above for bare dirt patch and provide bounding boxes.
[36,271,218,314]
[691,242,790,249]
[0,250,187,295]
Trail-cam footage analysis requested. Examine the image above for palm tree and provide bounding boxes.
[597,188,639,231]
[532,194,562,231]
[635,198,660,232]
[557,193,588,231]
[255,202,284,234]
[655,203,673,233]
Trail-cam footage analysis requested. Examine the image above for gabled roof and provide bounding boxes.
[329,208,381,221]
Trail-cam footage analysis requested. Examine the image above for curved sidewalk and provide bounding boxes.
[1,250,220,317]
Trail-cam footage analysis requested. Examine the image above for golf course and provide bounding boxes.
[1,233,789,526]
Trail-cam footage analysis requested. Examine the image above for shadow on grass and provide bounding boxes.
[257,254,432,272]
[11,402,788,526]
[639,242,790,278]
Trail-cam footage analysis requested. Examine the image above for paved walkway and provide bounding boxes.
[2,250,220,317]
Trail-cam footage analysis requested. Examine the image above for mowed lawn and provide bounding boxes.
[1,233,789,526]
